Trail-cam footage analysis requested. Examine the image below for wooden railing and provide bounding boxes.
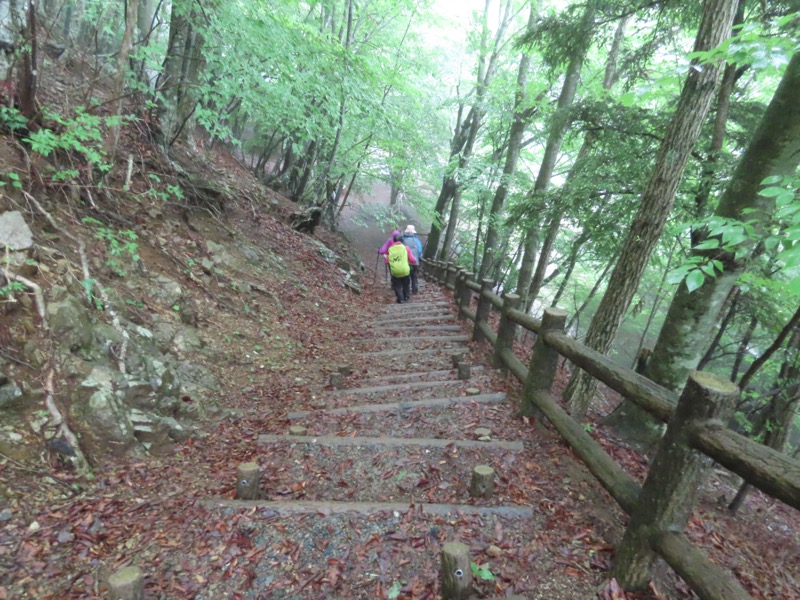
[424,259,800,600]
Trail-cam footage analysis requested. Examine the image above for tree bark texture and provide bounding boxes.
[645,50,800,394]
[565,0,739,418]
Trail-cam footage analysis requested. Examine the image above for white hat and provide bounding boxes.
[404,225,416,234]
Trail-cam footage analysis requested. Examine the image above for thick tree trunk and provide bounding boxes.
[17,0,37,121]
[693,0,745,218]
[156,0,208,150]
[644,51,800,394]
[565,0,739,418]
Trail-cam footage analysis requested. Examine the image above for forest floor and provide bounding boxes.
[3,187,798,599]
[1,57,798,598]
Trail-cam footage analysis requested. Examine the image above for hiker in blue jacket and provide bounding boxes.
[401,225,423,294]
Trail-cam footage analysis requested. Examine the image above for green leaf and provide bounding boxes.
[758,186,788,197]
[694,239,720,250]
[685,269,705,292]
[387,582,402,599]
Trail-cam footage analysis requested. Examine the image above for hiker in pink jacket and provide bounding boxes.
[378,230,401,256]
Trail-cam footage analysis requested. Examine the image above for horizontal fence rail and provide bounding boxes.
[422,258,800,600]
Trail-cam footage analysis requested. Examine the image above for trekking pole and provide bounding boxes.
[373,253,379,284]
[385,261,388,283]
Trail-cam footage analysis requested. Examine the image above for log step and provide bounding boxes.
[356,366,485,385]
[370,315,457,325]
[288,391,506,419]
[370,325,463,332]
[331,379,464,396]
[200,498,533,519]
[258,433,523,451]
[356,335,469,344]
[366,346,469,357]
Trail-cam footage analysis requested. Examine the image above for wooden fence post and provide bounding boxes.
[612,371,740,590]
[493,293,521,369]
[446,262,458,288]
[435,261,444,283]
[441,542,472,599]
[521,308,567,417]
[236,462,261,500]
[457,271,473,320]
[472,279,494,342]
[453,267,465,310]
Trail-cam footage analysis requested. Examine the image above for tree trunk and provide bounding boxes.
[644,50,800,394]
[729,325,800,513]
[524,14,626,309]
[156,0,208,150]
[566,254,615,335]
[730,313,758,382]
[565,0,739,419]
[439,188,463,261]
[425,0,513,261]
[478,2,537,280]
[108,0,139,156]
[515,4,596,304]
[693,0,745,218]
[697,286,740,370]
[17,0,37,121]
[551,230,590,307]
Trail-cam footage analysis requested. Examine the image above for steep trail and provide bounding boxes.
[197,278,625,599]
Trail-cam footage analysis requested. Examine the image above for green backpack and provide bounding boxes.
[387,243,411,277]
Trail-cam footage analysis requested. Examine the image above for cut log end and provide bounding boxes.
[236,462,260,500]
[470,465,495,499]
[107,565,144,600]
[457,363,471,380]
[288,425,308,436]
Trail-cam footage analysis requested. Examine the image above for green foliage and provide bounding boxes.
[668,173,800,293]
[81,217,140,277]
[25,107,123,170]
[470,562,495,581]
[0,280,26,298]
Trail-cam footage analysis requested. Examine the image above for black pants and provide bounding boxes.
[409,265,419,293]
[391,275,411,303]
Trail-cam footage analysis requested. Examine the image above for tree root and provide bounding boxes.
[44,368,92,478]
[24,191,129,373]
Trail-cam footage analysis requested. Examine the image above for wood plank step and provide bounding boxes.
[356,335,469,345]
[370,315,457,325]
[370,325,463,332]
[259,433,523,451]
[331,379,462,396]
[383,302,452,311]
[200,498,533,519]
[288,391,506,419]
[358,366,485,384]
[367,346,469,358]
